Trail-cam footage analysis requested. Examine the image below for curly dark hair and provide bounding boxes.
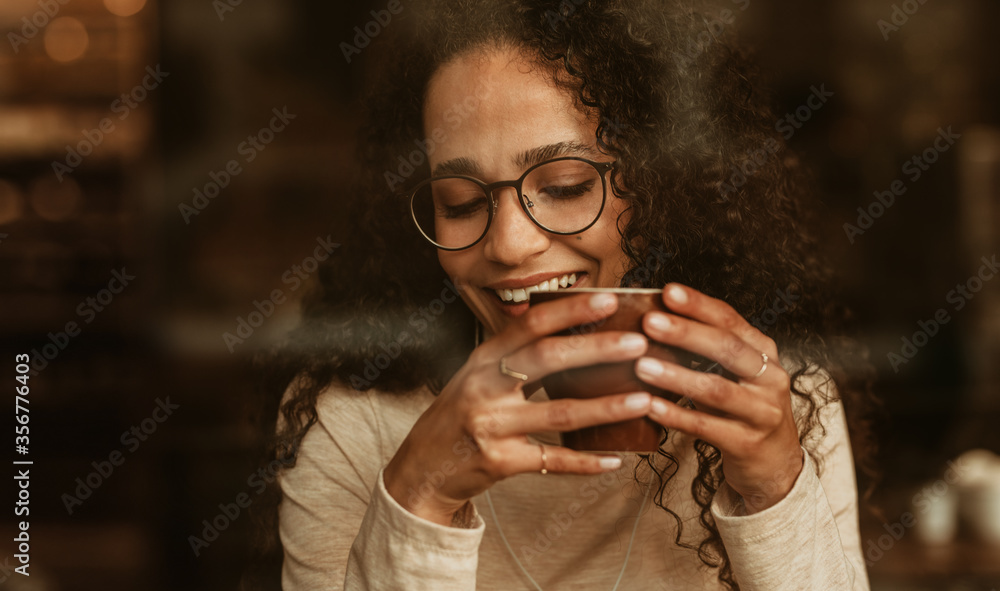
[247,1,878,589]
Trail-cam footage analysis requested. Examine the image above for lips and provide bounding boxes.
[493,272,579,303]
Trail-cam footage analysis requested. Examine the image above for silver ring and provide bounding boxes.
[750,352,768,379]
[499,356,528,381]
[539,444,548,475]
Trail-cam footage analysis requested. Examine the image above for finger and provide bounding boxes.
[497,330,648,385]
[495,442,624,476]
[485,392,653,437]
[647,397,746,454]
[660,284,779,358]
[479,292,620,360]
[635,358,780,427]
[642,311,775,381]
[535,446,625,475]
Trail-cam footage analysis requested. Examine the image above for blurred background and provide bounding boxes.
[0,0,997,589]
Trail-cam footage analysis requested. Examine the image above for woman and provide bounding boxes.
[263,0,876,589]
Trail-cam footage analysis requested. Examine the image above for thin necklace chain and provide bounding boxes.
[484,479,653,591]
[474,320,658,589]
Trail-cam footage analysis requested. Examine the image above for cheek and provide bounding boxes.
[437,250,472,280]
[591,198,631,279]
[437,252,457,278]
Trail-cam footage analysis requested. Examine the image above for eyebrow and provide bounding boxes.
[431,141,598,178]
[432,157,482,177]
[514,141,597,170]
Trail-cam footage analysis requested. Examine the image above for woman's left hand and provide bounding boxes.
[635,283,804,514]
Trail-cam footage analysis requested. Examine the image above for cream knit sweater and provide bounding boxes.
[279,370,868,590]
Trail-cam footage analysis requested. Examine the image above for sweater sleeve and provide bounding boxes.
[278,385,485,591]
[710,372,870,591]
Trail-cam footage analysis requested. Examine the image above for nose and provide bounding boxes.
[481,187,550,266]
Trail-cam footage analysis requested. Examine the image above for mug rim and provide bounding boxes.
[529,287,663,301]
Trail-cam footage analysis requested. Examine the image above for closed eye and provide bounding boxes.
[440,197,488,219]
[539,180,596,199]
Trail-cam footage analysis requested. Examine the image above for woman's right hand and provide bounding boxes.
[382,292,654,526]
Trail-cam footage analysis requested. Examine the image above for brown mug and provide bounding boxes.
[530,288,702,453]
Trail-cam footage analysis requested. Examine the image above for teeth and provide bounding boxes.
[495,273,579,303]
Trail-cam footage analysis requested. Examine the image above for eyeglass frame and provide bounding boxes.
[408,156,616,251]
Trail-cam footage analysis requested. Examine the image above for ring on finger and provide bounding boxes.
[750,352,768,379]
[499,356,529,381]
[539,443,548,475]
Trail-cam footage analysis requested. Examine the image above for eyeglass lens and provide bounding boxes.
[411,159,605,249]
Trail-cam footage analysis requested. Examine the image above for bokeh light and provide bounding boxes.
[43,17,90,63]
[29,176,82,221]
[104,0,147,17]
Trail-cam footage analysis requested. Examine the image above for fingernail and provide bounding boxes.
[619,334,647,351]
[651,398,669,416]
[624,392,650,411]
[647,312,672,331]
[599,456,623,470]
[667,285,688,304]
[590,293,617,311]
[636,357,663,377]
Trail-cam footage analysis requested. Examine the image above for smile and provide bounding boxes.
[494,273,579,303]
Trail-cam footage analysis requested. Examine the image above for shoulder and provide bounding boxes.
[279,375,435,424]
[285,378,435,466]
[279,378,437,499]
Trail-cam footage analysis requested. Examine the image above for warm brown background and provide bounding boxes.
[0,0,998,589]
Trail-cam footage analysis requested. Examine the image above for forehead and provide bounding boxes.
[422,46,597,175]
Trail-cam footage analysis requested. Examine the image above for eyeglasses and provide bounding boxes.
[409,156,616,251]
